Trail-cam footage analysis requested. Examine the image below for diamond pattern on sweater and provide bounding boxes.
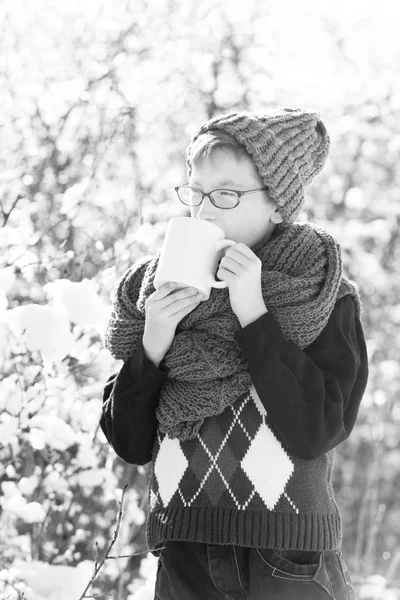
[198,418,222,454]
[152,386,297,513]
[191,438,237,486]
[154,435,188,507]
[176,392,263,509]
[204,470,228,505]
[241,420,294,510]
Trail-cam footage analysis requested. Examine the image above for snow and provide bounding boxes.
[0,267,16,292]
[29,415,77,451]
[359,576,399,600]
[18,475,40,496]
[9,559,94,600]
[0,225,31,247]
[10,304,75,362]
[17,502,47,524]
[128,553,158,600]
[42,470,71,495]
[0,413,20,445]
[0,375,23,415]
[75,441,99,469]
[1,481,20,499]
[0,307,11,355]
[0,483,46,524]
[44,278,107,328]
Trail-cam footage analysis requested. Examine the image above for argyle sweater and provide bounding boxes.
[100,294,368,552]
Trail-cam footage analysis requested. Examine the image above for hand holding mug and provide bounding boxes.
[143,282,203,367]
[216,242,266,324]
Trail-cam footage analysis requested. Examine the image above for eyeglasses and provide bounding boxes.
[174,184,268,210]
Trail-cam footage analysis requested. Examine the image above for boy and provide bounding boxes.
[101,109,368,599]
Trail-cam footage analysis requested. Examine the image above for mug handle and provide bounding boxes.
[208,239,236,288]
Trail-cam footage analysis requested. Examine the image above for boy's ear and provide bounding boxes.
[271,208,283,224]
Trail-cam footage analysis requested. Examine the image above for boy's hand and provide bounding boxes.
[143,282,203,367]
[217,243,268,327]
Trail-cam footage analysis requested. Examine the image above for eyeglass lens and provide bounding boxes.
[179,187,238,208]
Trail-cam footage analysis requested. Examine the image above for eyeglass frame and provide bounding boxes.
[174,184,268,210]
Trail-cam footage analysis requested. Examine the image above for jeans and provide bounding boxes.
[153,542,354,600]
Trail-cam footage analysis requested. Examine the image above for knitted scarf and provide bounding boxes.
[105,222,362,441]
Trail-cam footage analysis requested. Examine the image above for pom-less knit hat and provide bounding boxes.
[187,108,330,224]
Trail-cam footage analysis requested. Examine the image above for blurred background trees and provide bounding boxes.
[1,0,399,598]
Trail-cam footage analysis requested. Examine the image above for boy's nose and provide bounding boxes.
[196,194,218,220]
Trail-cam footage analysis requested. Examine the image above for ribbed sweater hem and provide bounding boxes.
[146,507,342,552]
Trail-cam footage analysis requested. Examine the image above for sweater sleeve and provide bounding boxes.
[233,294,369,460]
[100,339,168,465]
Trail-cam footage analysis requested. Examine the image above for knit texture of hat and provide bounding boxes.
[188,108,330,224]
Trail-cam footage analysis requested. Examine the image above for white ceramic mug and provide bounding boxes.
[154,217,236,299]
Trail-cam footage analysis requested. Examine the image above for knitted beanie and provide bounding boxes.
[187,108,330,224]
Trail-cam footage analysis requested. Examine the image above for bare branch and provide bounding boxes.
[78,483,129,600]
[1,194,24,227]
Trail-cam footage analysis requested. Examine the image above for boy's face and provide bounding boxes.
[189,148,282,251]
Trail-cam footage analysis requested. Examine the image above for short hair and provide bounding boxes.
[186,130,250,175]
